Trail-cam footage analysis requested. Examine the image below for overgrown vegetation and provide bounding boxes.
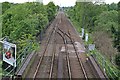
[46,2,58,22]
[66,1,120,67]
[2,2,57,53]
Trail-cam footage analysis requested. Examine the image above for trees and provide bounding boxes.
[67,1,120,67]
[107,3,118,11]
[116,1,120,52]
[2,2,50,51]
[94,10,118,31]
[46,2,57,22]
[67,2,108,32]
[115,53,120,67]
[114,2,120,67]
[2,2,14,14]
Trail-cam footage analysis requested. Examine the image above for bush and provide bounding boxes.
[115,53,120,67]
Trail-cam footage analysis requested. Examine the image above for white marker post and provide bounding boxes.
[85,33,88,42]
[81,28,84,38]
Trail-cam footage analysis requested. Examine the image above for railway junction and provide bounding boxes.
[2,12,107,79]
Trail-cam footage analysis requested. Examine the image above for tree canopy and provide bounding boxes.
[2,2,57,52]
[46,2,57,22]
[67,1,119,67]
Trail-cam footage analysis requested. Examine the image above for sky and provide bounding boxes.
[0,0,119,7]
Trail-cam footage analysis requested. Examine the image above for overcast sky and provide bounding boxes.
[0,0,119,7]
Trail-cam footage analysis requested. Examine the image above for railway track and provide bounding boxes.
[69,31,88,79]
[23,12,106,79]
[33,12,94,79]
[49,26,57,79]
[57,27,88,79]
[32,14,61,79]
[33,27,57,79]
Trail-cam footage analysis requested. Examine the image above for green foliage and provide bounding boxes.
[115,53,120,67]
[2,2,50,52]
[67,2,120,67]
[2,2,14,14]
[114,31,120,52]
[0,15,2,38]
[67,2,108,32]
[46,2,57,22]
[107,3,118,11]
[94,10,118,31]
[1,2,57,75]
[116,1,120,52]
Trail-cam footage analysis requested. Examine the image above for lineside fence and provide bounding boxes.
[88,49,120,79]
[2,41,33,77]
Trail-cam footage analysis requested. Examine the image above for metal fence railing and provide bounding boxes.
[89,49,120,79]
[2,41,33,77]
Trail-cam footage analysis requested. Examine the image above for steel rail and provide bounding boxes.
[64,33,72,80]
[33,26,56,79]
[49,27,57,79]
[57,30,72,79]
[68,31,88,80]
[58,28,71,40]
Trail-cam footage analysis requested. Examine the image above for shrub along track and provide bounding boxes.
[25,12,100,79]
